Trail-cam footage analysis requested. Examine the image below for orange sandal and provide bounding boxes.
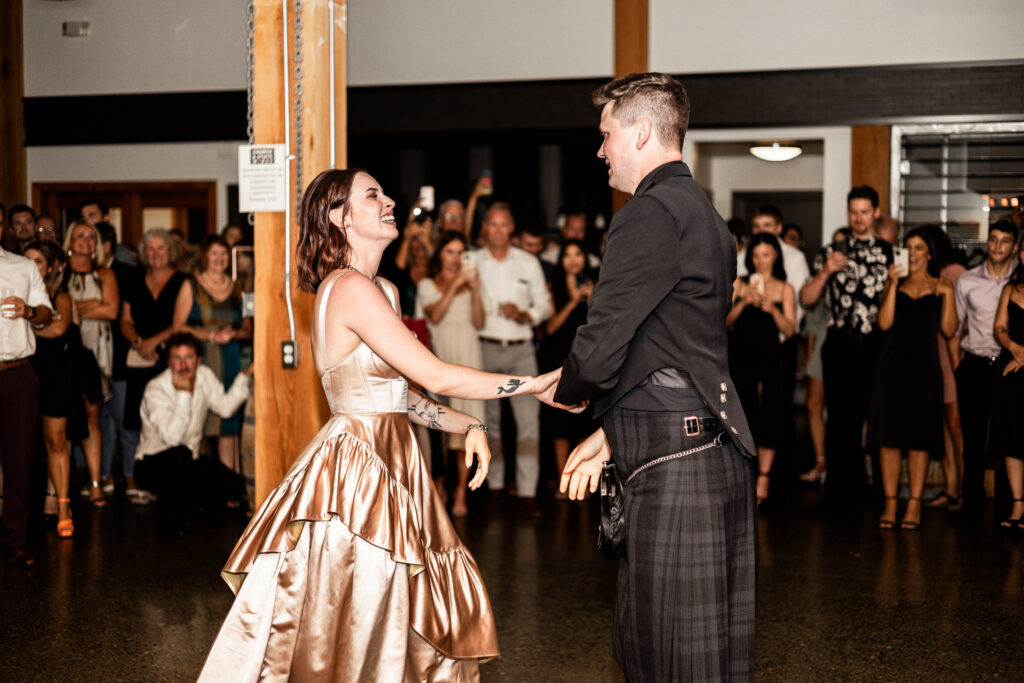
[56,497,74,538]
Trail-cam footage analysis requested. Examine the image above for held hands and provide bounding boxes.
[500,302,530,324]
[463,427,491,490]
[210,327,234,345]
[559,427,611,500]
[532,368,588,413]
[136,336,161,362]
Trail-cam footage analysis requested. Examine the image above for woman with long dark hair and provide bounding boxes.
[868,227,957,530]
[726,233,796,504]
[991,243,1024,528]
[24,241,77,537]
[200,169,572,681]
[539,239,596,492]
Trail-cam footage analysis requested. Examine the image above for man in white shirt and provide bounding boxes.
[133,333,251,533]
[0,228,53,567]
[475,203,552,515]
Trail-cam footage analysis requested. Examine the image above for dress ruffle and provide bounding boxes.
[220,412,499,661]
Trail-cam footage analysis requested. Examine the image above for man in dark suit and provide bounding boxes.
[555,73,757,681]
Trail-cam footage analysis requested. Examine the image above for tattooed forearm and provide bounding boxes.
[496,378,526,395]
[409,395,446,430]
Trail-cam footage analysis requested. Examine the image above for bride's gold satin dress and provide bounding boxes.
[199,272,498,682]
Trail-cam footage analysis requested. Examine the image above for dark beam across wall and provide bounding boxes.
[22,61,1024,147]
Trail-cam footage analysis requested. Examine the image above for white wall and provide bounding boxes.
[23,0,1021,95]
[684,127,852,247]
[347,0,613,86]
[24,0,245,96]
[697,148,824,222]
[651,0,1024,74]
[27,143,240,229]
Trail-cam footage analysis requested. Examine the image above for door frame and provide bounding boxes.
[32,180,217,247]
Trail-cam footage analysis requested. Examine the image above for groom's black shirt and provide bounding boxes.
[553,161,756,458]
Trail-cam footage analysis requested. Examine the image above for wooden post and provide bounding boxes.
[253,0,346,505]
[612,0,648,212]
[851,125,891,217]
[0,0,27,208]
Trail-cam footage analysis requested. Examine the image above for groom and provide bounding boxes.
[554,73,757,681]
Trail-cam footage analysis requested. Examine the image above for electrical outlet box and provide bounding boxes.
[281,341,300,368]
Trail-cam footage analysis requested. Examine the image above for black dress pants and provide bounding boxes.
[955,352,998,510]
[0,363,39,550]
[821,329,885,503]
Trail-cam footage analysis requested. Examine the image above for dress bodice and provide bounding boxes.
[1007,299,1024,345]
[316,271,408,415]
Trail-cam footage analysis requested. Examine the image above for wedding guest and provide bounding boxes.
[416,232,486,516]
[539,240,596,494]
[726,233,796,503]
[868,228,957,530]
[120,229,192,502]
[991,244,1024,528]
[24,242,76,537]
[65,219,120,507]
[181,235,252,475]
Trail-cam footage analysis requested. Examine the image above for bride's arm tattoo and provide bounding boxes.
[496,378,526,395]
[409,394,446,430]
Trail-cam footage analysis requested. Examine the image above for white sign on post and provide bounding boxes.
[238,144,287,212]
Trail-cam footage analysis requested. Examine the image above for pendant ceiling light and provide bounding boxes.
[749,142,803,162]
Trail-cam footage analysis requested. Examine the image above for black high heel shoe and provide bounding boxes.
[879,496,898,530]
[900,496,922,531]
[1000,497,1024,529]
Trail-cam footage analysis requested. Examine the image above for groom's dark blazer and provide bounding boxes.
[553,160,756,458]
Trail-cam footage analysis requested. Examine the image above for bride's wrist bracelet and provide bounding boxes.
[465,423,488,435]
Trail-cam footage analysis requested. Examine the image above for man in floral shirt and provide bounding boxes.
[801,186,893,512]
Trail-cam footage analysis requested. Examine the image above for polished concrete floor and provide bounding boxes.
[2,483,1024,681]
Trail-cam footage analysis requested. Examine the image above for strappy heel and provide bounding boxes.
[1000,497,1024,529]
[879,496,898,530]
[88,480,107,509]
[900,496,922,531]
[56,497,74,538]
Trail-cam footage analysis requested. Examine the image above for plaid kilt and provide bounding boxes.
[604,407,756,682]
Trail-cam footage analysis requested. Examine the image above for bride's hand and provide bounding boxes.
[559,427,611,500]
[532,368,588,413]
[464,427,490,490]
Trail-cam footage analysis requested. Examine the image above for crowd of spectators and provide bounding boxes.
[0,199,253,564]
[2,180,1024,564]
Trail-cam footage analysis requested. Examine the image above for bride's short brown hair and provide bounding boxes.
[297,168,366,293]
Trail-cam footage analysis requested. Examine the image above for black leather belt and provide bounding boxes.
[683,415,722,437]
[480,337,528,347]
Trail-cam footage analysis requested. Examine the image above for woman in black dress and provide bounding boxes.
[24,242,78,537]
[539,239,596,489]
[869,227,957,530]
[991,240,1024,528]
[119,229,192,502]
[725,233,795,504]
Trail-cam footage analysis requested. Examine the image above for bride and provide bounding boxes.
[200,169,570,681]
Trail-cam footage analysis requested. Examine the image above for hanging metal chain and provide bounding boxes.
[245,0,256,226]
[292,0,305,219]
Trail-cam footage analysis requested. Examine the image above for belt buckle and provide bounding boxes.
[683,416,700,437]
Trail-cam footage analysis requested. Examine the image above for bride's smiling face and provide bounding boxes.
[333,172,397,244]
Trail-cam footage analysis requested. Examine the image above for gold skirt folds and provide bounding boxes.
[199,413,499,682]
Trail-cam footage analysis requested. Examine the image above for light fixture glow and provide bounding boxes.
[750,142,802,162]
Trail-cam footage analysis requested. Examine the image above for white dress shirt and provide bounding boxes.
[0,247,53,361]
[737,240,811,326]
[475,246,552,341]
[135,365,250,461]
